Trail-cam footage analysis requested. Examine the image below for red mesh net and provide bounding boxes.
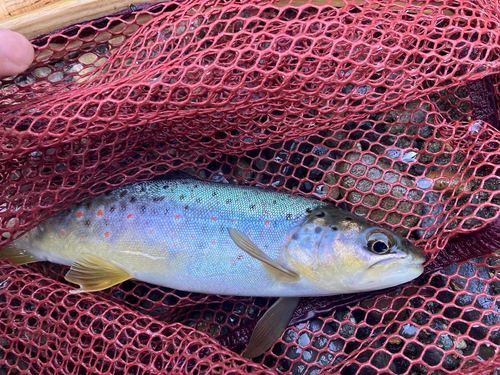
[1,0,500,373]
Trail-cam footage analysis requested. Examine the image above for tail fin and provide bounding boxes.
[1,243,39,265]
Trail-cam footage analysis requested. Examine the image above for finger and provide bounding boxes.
[0,29,34,77]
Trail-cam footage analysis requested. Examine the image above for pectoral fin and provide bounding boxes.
[65,254,131,293]
[228,228,300,281]
[243,297,301,359]
[1,244,39,265]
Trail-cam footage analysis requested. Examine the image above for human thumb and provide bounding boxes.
[0,29,34,77]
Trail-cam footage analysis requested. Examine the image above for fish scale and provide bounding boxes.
[6,178,424,298]
[13,179,323,296]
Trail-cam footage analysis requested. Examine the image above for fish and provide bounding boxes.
[1,177,425,358]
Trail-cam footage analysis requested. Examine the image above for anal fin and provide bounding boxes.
[1,244,39,265]
[65,254,131,293]
[243,297,301,359]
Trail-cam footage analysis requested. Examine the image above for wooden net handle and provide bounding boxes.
[0,0,144,39]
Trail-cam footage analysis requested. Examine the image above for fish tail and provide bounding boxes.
[0,243,39,265]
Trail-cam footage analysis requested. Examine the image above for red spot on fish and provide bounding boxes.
[211,216,217,221]
[173,243,177,247]
[127,213,134,220]
[212,240,216,245]
[174,215,181,220]
[80,236,84,240]
[190,235,195,239]
[149,229,155,235]
[77,212,83,218]
[230,219,235,224]
[97,209,103,217]
[264,220,270,226]
[237,255,243,260]
[225,241,229,245]
[60,231,66,236]
[104,231,110,238]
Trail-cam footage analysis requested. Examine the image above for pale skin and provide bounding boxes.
[0,29,34,77]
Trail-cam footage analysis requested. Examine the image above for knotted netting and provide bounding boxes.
[1,0,500,373]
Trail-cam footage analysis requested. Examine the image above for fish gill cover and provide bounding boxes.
[1,0,500,373]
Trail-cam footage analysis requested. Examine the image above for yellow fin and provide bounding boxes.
[1,244,39,265]
[227,228,300,281]
[243,297,301,359]
[65,254,131,294]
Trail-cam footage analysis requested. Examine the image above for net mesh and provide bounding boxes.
[1,0,500,373]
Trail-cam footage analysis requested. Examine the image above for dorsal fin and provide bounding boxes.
[151,170,197,181]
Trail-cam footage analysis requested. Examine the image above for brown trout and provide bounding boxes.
[2,178,425,357]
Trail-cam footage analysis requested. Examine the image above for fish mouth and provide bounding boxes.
[362,258,425,288]
[408,244,426,264]
[405,263,425,274]
[367,256,424,271]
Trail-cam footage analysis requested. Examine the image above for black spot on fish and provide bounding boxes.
[140,185,146,193]
[84,220,91,227]
[306,208,312,213]
[130,196,137,203]
[345,217,353,221]
[162,184,169,190]
[140,205,147,213]
[120,204,127,211]
[226,199,232,204]
[331,226,338,231]
[179,195,186,200]
[184,205,189,210]
[195,198,202,203]
[152,196,165,202]
[292,233,298,240]
[119,190,127,198]
[110,206,116,213]
[315,227,322,234]
[249,204,256,210]
[316,212,325,218]
[194,184,198,188]
[273,200,277,205]
[212,191,217,197]
[164,208,170,215]
[286,213,292,220]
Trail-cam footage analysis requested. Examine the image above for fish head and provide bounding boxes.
[285,207,425,294]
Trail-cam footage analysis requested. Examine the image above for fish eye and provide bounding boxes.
[368,240,390,254]
[366,230,394,255]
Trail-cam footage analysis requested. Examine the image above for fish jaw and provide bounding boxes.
[353,256,424,292]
